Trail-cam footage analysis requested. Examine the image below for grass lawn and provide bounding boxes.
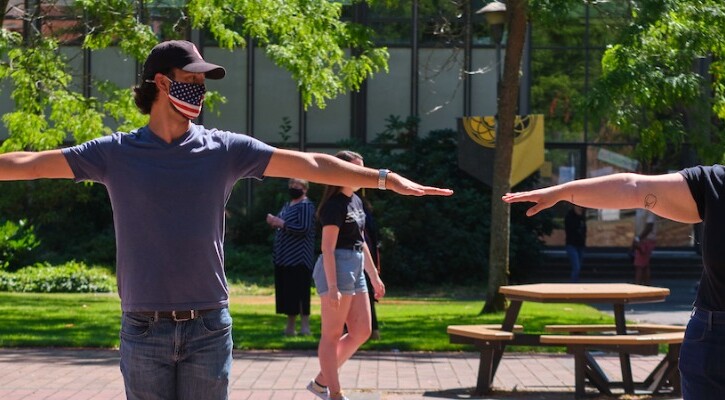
[0,289,615,351]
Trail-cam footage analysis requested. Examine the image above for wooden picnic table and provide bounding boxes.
[500,283,674,397]
[450,283,676,396]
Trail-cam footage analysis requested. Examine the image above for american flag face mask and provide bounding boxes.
[166,77,206,120]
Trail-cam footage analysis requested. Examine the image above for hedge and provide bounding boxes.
[0,261,115,293]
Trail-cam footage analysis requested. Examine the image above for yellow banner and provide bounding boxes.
[460,115,545,186]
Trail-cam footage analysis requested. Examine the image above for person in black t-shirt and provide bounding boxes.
[306,150,385,400]
[502,166,725,400]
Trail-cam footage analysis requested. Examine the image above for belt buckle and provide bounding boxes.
[172,310,195,322]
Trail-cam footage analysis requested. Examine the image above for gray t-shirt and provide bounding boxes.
[62,124,275,311]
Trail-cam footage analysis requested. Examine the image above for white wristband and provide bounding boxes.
[378,169,390,190]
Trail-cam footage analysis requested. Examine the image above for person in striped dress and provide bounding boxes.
[266,178,316,336]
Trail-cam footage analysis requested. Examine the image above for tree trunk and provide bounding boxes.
[482,0,528,314]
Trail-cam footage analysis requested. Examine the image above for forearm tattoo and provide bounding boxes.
[643,193,657,209]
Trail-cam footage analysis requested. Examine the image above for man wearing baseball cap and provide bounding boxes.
[0,40,453,399]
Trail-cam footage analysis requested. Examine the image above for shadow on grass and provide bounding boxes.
[0,293,120,347]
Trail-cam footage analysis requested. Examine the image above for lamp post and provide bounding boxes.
[477,1,506,98]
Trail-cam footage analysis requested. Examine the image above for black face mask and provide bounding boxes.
[288,188,304,199]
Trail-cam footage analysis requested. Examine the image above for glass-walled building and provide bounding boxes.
[0,0,698,249]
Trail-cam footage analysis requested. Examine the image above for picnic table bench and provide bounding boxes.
[447,324,522,394]
[540,326,683,397]
[544,323,685,334]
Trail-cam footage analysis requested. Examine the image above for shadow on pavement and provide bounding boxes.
[423,388,682,399]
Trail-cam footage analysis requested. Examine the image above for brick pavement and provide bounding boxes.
[0,348,682,400]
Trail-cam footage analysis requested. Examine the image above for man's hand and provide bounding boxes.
[386,172,454,197]
[502,186,561,216]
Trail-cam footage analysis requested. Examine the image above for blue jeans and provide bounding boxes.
[119,308,233,400]
[565,245,584,282]
[680,307,725,400]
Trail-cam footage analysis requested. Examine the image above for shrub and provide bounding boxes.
[0,119,551,290]
[0,219,40,271]
[0,180,115,266]
[341,124,554,287]
[352,128,493,287]
[224,244,274,285]
[222,121,553,288]
[0,260,115,293]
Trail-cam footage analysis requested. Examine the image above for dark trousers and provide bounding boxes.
[364,271,379,330]
[274,264,312,315]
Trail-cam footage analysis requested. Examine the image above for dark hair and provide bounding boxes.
[132,82,158,115]
[316,150,363,220]
[132,69,174,114]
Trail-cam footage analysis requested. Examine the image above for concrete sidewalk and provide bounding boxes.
[0,348,682,400]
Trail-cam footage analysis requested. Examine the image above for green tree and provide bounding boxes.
[0,0,391,271]
[587,0,725,165]
[483,0,725,312]
[0,0,389,150]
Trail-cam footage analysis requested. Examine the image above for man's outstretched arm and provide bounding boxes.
[0,150,74,181]
[264,148,453,197]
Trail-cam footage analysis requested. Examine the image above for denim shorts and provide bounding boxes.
[313,248,367,295]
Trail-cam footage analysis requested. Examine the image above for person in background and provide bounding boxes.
[307,150,384,400]
[361,194,382,339]
[266,178,316,336]
[0,40,453,400]
[564,205,586,282]
[341,192,382,339]
[501,166,725,399]
[633,208,657,285]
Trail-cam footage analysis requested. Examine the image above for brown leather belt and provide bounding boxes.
[137,309,213,322]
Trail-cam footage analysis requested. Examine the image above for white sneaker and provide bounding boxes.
[306,379,328,400]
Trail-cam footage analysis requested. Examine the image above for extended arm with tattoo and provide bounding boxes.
[502,172,701,224]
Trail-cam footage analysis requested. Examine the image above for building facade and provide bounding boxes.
[0,0,698,249]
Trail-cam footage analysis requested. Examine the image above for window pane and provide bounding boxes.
[531,49,586,142]
[367,48,411,137]
[369,0,412,46]
[539,147,584,246]
[419,48,464,133]
[417,0,465,47]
